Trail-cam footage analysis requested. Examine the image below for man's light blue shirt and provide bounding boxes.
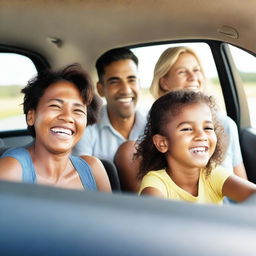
[73,105,146,162]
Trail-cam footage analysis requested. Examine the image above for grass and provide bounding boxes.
[0,82,256,120]
[0,85,22,98]
[0,96,23,118]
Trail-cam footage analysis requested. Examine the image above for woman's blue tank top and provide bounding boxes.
[1,147,97,191]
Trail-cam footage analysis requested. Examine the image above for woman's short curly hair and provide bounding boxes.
[21,63,102,137]
[135,90,226,179]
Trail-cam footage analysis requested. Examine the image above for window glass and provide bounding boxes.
[228,45,256,128]
[0,53,37,131]
[131,42,225,113]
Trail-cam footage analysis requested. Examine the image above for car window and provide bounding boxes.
[0,53,37,132]
[228,45,256,128]
[131,42,226,113]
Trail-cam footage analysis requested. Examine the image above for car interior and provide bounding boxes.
[1,0,256,254]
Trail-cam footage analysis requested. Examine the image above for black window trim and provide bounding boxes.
[0,44,49,137]
[0,44,50,71]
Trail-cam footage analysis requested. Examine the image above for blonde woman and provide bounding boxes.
[114,46,247,192]
[150,47,206,99]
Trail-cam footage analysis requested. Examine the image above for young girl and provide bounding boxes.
[149,46,247,179]
[137,90,255,204]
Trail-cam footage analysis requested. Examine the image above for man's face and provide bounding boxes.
[97,59,139,120]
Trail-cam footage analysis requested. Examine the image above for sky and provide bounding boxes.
[0,53,37,86]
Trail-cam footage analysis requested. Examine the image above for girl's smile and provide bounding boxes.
[160,102,217,171]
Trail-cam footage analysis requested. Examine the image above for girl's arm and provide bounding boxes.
[82,155,112,193]
[222,175,256,202]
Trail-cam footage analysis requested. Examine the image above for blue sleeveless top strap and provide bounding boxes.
[1,147,97,191]
[69,155,97,191]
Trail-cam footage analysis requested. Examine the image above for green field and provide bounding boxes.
[0,96,23,119]
[0,86,23,118]
[0,85,22,98]
[0,80,256,120]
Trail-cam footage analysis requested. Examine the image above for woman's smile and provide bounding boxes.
[29,81,87,153]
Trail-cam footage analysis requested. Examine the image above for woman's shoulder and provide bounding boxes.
[78,155,111,192]
[0,147,24,181]
[1,147,28,156]
[79,155,102,168]
[71,155,103,176]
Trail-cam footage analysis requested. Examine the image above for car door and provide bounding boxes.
[221,43,256,183]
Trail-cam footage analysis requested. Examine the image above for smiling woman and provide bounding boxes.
[0,64,111,192]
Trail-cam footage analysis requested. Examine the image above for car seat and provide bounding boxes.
[100,159,121,192]
[0,139,7,156]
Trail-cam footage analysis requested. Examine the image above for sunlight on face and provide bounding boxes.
[29,81,87,154]
[163,103,217,170]
[160,53,205,93]
[99,59,139,120]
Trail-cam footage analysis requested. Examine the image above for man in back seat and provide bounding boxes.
[73,47,146,162]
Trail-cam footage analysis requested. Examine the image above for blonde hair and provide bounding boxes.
[150,46,206,99]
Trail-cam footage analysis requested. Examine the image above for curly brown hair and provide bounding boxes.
[135,90,226,179]
[22,63,102,137]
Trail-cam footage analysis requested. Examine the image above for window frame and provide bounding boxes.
[128,39,243,126]
[0,44,49,137]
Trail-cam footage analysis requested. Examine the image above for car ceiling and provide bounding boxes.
[1,0,256,77]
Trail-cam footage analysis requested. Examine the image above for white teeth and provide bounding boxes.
[186,86,199,91]
[51,127,73,135]
[190,147,207,154]
[117,98,132,103]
